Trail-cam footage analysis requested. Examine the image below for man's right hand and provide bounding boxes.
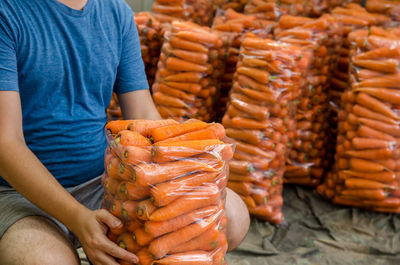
[72,208,139,265]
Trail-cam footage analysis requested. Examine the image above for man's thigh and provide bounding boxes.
[0,216,80,265]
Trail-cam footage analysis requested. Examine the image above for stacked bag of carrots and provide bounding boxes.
[152,0,214,26]
[212,8,275,120]
[134,12,164,88]
[243,0,329,21]
[317,27,400,213]
[329,4,390,107]
[107,93,122,121]
[222,35,310,223]
[366,0,400,22]
[274,15,342,186]
[103,119,232,265]
[152,20,226,122]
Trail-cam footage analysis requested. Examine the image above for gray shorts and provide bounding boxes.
[0,175,105,248]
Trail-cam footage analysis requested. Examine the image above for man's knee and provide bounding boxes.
[225,188,251,251]
[0,216,80,265]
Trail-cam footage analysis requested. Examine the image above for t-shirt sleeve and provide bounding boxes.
[114,7,149,94]
[0,15,18,92]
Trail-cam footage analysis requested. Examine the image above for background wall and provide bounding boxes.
[126,0,154,12]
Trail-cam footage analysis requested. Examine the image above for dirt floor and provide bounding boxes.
[79,185,400,265]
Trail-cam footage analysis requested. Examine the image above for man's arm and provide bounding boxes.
[0,91,138,265]
[117,89,162,120]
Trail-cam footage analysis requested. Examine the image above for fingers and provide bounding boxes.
[89,251,120,265]
[96,209,122,230]
[100,238,139,264]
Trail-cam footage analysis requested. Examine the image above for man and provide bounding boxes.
[0,0,250,264]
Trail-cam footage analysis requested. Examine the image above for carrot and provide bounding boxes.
[349,158,385,172]
[167,48,209,65]
[213,22,244,33]
[166,57,209,72]
[104,177,121,196]
[136,199,157,221]
[235,141,275,159]
[153,92,189,108]
[356,69,385,80]
[164,72,204,83]
[278,15,314,29]
[345,148,397,160]
[362,197,400,208]
[169,36,208,53]
[145,205,219,238]
[227,181,252,196]
[152,140,232,163]
[137,248,154,265]
[229,160,256,175]
[157,106,192,118]
[106,156,127,180]
[169,224,220,254]
[152,251,213,265]
[128,119,178,137]
[237,66,270,84]
[175,31,219,46]
[152,3,184,13]
[345,178,396,190]
[133,227,154,246]
[158,83,196,102]
[352,104,397,125]
[358,117,400,137]
[149,184,220,222]
[248,204,274,219]
[237,86,277,103]
[163,81,202,94]
[231,116,269,130]
[117,232,140,253]
[126,219,142,233]
[149,212,219,258]
[343,170,396,183]
[355,88,400,105]
[120,200,139,221]
[333,196,365,208]
[133,160,217,186]
[225,128,265,147]
[356,73,400,89]
[356,92,399,120]
[105,120,134,134]
[115,130,151,147]
[150,171,219,206]
[353,59,398,73]
[237,74,272,92]
[151,120,209,142]
[231,98,270,120]
[340,189,387,201]
[119,182,150,201]
[121,146,152,165]
[354,47,400,60]
[233,151,270,171]
[158,124,226,142]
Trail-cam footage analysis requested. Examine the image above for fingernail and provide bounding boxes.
[113,221,122,227]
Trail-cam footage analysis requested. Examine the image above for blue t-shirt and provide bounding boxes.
[0,0,149,187]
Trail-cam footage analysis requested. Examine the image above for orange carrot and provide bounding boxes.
[345,178,396,190]
[169,224,220,254]
[119,181,150,201]
[358,117,400,136]
[158,83,196,102]
[152,251,213,265]
[133,160,217,186]
[225,128,265,146]
[231,116,269,130]
[149,184,220,222]
[149,213,219,259]
[356,92,399,120]
[352,104,397,125]
[104,177,121,196]
[168,48,209,65]
[345,148,396,160]
[106,120,134,134]
[163,81,202,94]
[158,123,226,142]
[227,181,252,196]
[175,31,219,46]
[153,92,189,108]
[164,72,204,83]
[349,158,385,172]
[166,57,209,72]
[121,146,152,165]
[121,200,139,221]
[151,120,209,142]
[136,199,157,221]
[343,170,396,183]
[117,232,140,253]
[145,206,220,238]
[356,73,400,89]
[354,47,400,60]
[235,141,275,159]
[231,98,270,120]
[229,160,256,174]
[237,66,270,84]
[133,227,154,246]
[128,119,178,137]
[169,36,208,53]
[137,248,154,265]
[115,130,151,146]
[353,59,398,73]
[355,87,400,105]
[340,189,387,201]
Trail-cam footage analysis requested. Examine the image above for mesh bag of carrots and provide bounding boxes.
[212,8,275,121]
[222,35,310,223]
[152,0,214,26]
[273,15,342,187]
[317,27,400,213]
[102,119,233,265]
[243,0,329,21]
[152,20,227,122]
[134,12,164,89]
[366,0,400,22]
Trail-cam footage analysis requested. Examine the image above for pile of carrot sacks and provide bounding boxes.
[103,119,232,265]
[318,27,400,213]
[222,35,309,223]
[212,8,275,120]
[134,12,164,88]
[152,20,226,122]
[152,0,214,26]
[273,14,342,186]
